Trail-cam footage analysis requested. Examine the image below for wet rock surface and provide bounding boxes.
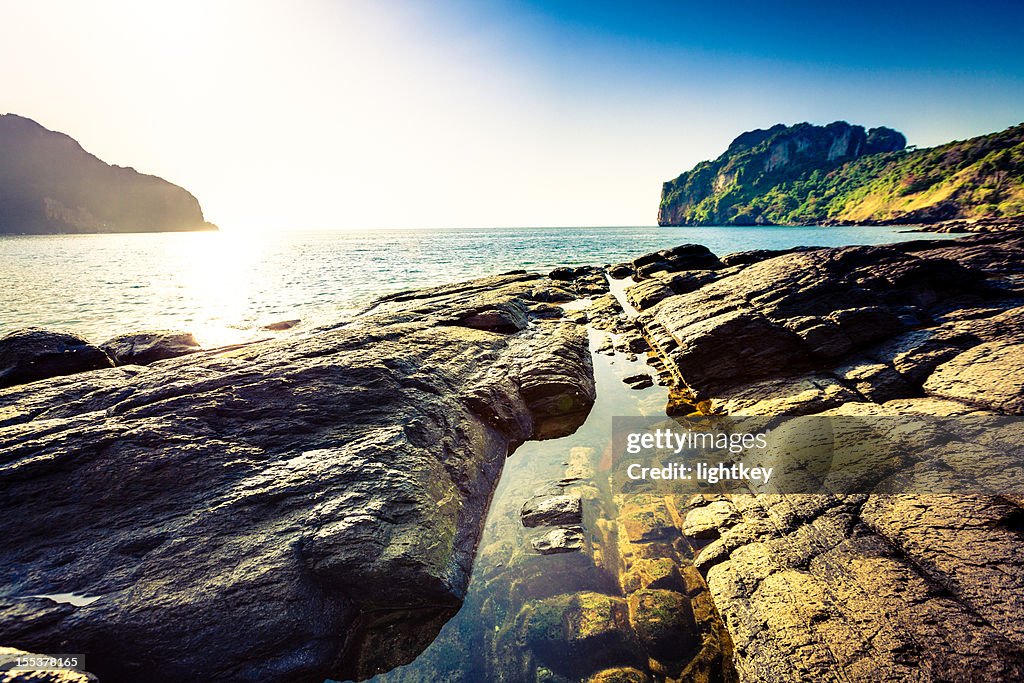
[352,230,1024,683]
[0,272,596,683]
[625,230,1024,682]
[368,333,735,683]
[613,492,736,683]
[532,527,586,555]
[515,592,642,678]
[261,318,301,331]
[0,329,112,388]
[548,266,608,299]
[622,373,653,390]
[521,494,584,528]
[625,270,719,310]
[630,244,723,279]
[99,330,201,366]
[627,589,699,662]
[586,667,649,683]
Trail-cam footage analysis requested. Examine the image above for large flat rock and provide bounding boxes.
[0,273,595,683]
[634,233,1024,399]
[924,335,1024,413]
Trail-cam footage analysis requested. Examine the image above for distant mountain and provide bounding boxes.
[658,120,1024,226]
[0,114,216,234]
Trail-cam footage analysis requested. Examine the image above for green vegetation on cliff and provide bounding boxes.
[658,120,1024,226]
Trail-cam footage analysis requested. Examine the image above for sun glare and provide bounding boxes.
[166,231,270,347]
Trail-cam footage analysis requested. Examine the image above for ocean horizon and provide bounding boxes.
[1,225,954,346]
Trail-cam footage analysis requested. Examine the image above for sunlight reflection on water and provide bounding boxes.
[0,226,954,344]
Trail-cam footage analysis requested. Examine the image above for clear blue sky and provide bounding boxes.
[3,0,1022,230]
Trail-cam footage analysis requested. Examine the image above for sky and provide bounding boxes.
[2,0,1023,231]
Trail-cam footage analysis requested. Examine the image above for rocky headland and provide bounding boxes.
[0,114,216,234]
[2,229,1024,682]
[658,120,1024,227]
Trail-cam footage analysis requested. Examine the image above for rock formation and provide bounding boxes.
[621,230,1024,681]
[4,229,1024,682]
[658,120,1024,226]
[367,286,735,683]
[0,329,113,388]
[0,272,595,683]
[99,330,201,366]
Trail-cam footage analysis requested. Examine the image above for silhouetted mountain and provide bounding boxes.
[0,114,216,234]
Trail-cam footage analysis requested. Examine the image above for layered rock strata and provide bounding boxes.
[621,231,1024,681]
[0,273,595,683]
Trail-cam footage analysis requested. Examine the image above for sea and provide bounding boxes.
[0,225,953,346]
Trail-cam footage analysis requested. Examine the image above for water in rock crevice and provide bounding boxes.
[337,326,685,682]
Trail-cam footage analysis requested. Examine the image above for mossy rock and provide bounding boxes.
[619,500,679,543]
[628,589,700,662]
[586,667,651,683]
[621,557,684,593]
[516,592,645,678]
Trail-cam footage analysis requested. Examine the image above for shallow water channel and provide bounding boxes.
[336,322,674,682]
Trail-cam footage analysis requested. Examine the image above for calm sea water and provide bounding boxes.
[0,225,952,346]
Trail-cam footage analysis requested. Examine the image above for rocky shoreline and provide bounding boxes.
[596,229,1024,681]
[0,274,596,682]
[819,216,1024,233]
[906,216,1024,233]
[2,229,1024,682]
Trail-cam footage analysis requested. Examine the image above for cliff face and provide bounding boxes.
[660,120,1024,226]
[658,121,906,226]
[819,122,1024,224]
[0,114,215,234]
